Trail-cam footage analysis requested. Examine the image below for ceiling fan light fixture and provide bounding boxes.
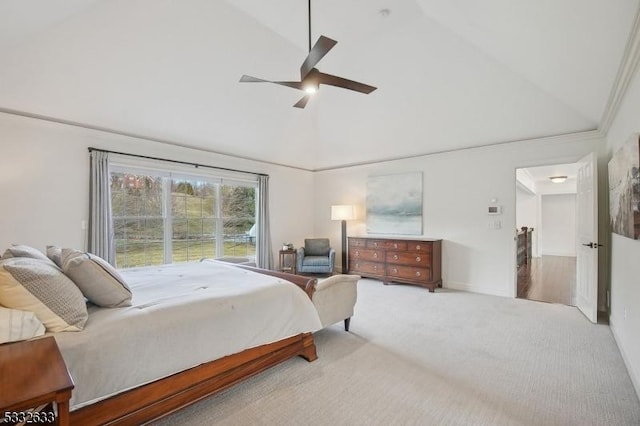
[239,0,376,108]
[304,82,318,94]
[549,175,568,183]
[303,68,319,94]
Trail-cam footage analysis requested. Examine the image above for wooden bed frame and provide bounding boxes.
[69,268,319,425]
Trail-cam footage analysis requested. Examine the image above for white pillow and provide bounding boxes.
[46,245,63,268]
[0,307,45,344]
[61,249,132,308]
[0,257,88,332]
[2,244,51,263]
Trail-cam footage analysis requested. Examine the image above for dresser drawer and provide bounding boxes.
[349,260,384,275]
[349,248,384,262]
[348,238,367,248]
[387,265,431,281]
[366,239,408,250]
[386,251,432,266]
[407,241,432,253]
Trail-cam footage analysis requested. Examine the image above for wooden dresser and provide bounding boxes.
[348,237,442,292]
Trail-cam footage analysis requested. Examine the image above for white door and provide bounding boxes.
[576,152,599,323]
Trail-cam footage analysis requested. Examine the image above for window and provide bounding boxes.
[110,167,256,268]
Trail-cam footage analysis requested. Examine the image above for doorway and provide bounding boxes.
[515,163,579,306]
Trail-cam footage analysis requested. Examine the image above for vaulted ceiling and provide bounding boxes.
[0,0,638,170]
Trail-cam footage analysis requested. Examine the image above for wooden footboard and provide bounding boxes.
[70,333,316,425]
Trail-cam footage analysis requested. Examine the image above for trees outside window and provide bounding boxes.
[111,171,256,268]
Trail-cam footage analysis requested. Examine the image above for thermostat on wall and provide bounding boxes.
[488,205,502,215]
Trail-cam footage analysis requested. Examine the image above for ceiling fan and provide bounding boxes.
[239,0,377,108]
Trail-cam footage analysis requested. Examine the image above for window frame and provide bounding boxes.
[109,159,258,268]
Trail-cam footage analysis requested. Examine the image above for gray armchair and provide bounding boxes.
[296,238,336,274]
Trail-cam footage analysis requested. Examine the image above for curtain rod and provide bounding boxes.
[88,147,268,177]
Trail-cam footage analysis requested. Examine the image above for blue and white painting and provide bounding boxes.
[366,172,423,235]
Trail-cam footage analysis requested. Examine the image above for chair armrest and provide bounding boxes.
[328,248,336,269]
[296,247,305,271]
[315,274,360,292]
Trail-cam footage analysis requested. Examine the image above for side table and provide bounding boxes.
[0,337,74,426]
[279,249,297,274]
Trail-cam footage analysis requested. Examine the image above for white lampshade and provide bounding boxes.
[331,205,355,221]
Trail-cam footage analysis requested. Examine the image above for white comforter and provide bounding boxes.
[53,260,322,410]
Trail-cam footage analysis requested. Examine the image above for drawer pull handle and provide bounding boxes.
[355,250,360,256]
[393,254,398,260]
[393,243,398,248]
[355,263,359,268]
[392,268,398,273]
[373,265,378,270]
[373,252,378,258]
[416,256,421,262]
[416,271,422,277]
[374,242,378,247]
[416,245,421,250]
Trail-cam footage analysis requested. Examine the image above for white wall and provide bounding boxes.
[0,113,315,263]
[516,187,537,230]
[540,194,577,256]
[314,134,604,297]
[516,185,538,256]
[605,54,640,395]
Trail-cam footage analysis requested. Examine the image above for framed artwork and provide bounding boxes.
[366,172,423,235]
[608,134,640,240]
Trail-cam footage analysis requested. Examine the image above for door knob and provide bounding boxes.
[582,242,603,248]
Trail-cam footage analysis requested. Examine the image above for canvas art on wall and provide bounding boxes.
[366,172,423,235]
[608,134,640,240]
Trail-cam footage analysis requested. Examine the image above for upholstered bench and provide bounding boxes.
[224,261,360,332]
[312,274,360,331]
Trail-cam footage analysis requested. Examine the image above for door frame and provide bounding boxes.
[512,157,593,301]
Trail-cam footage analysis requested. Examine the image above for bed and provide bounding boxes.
[49,259,322,425]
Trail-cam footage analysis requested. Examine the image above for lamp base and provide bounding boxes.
[341,220,347,273]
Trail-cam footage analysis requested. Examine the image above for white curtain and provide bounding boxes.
[88,150,115,264]
[256,175,273,269]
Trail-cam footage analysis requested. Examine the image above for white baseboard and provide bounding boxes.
[444,281,512,298]
[610,315,640,400]
[540,252,576,257]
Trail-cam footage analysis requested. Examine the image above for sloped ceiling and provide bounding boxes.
[0,0,637,170]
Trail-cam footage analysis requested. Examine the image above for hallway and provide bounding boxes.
[517,255,576,306]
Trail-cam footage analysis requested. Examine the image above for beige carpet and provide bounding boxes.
[152,279,640,425]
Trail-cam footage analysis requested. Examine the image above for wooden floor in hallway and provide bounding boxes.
[517,255,576,306]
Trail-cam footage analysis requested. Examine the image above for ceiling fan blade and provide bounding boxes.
[274,81,304,90]
[316,71,377,94]
[239,74,267,83]
[293,95,310,108]
[240,75,303,90]
[300,35,337,79]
